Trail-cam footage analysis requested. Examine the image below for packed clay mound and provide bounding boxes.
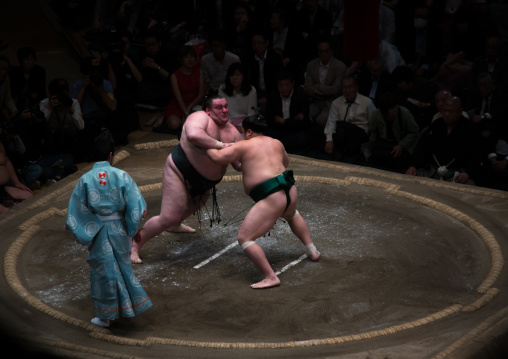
[2,134,508,359]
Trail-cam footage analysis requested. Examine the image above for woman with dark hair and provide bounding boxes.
[218,62,257,131]
[163,45,205,130]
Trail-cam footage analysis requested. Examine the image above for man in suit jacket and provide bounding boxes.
[265,69,312,152]
[295,0,333,63]
[304,38,346,128]
[357,57,395,106]
[245,30,283,117]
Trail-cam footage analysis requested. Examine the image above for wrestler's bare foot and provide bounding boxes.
[166,223,196,233]
[251,276,280,289]
[309,251,321,261]
[130,233,143,264]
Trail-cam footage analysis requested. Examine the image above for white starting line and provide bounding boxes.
[193,241,309,275]
[274,254,308,276]
[193,241,239,269]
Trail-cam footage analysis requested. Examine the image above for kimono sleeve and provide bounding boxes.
[65,178,104,246]
[122,174,147,237]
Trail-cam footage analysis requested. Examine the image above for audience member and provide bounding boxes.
[378,37,406,73]
[432,9,483,95]
[481,110,508,189]
[368,93,420,169]
[304,38,346,128]
[200,30,241,96]
[71,57,122,159]
[9,47,47,103]
[224,3,253,63]
[402,4,443,79]
[106,31,143,133]
[245,29,283,117]
[218,62,257,131]
[0,140,32,215]
[431,89,469,124]
[470,35,508,98]
[0,56,18,121]
[466,73,508,161]
[392,65,438,130]
[265,69,312,152]
[405,97,481,184]
[12,91,71,187]
[162,45,205,131]
[40,78,84,157]
[324,75,375,159]
[295,0,333,63]
[136,29,176,108]
[357,57,395,106]
[268,6,305,84]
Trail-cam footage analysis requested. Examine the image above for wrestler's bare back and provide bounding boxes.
[208,135,289,194]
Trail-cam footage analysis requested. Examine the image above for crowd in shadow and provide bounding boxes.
[1,0,508,214]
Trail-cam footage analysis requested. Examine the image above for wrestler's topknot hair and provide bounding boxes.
[242,116,267,134]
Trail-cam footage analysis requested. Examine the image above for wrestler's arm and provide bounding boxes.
[206,143,243,165]
[185,113,224,149]
[230,128,243,171]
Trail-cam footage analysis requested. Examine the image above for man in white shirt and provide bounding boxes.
[324,75,375,158]
[200,30,240,96]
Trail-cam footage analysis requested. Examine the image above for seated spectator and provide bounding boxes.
[392,65,439,130]
[14,83,79,187]
[369,93,420,169]
[200,30,240,97]
[245,29,283,117]
[71,57,122,160]
[162,45,205,131]
[431,89,470,126]
[470,34,508,99]
[324,75,375,160]
[104,31,143,134]
[218,62,257,131]
[135,29,176,108]
[466,73,508,162]
[304,38,346,128]
[9,46,46,103]
[224,3,253,63]
[295,0,333,64]
[40,78,84,158]
[268,6,305,85]
[431,9,483,95]
[0,103,26,183]
[265,69,313,152]
[0,56,19,121]
[481,114,508,190]
[357,57,395,106]
[0,140,32,215]
[378,38,406,74]
[399,4,443,79]
[405,97,481,185]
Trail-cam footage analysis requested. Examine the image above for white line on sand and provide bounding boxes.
[194,241,308,274]
[275,254,308,276]
[193,242,239,269]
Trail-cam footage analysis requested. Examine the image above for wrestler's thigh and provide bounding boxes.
[281,186,298,220]
[238,192,286,242]
[160,157,189,219]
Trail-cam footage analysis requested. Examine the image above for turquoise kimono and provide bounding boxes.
[66,161,152,320]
